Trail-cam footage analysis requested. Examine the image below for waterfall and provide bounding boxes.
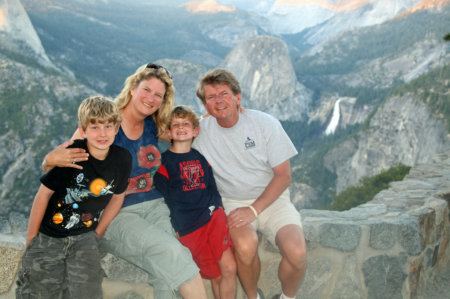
[325,98,342,135]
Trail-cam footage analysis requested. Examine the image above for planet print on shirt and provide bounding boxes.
[51,174,114,229]
[52,212,64,224]
[90,178,108,195]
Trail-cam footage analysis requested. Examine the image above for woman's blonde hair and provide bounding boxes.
[115,63,175,137]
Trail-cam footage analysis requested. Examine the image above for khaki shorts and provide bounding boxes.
[100,198,199,298]
[222,189,302,246]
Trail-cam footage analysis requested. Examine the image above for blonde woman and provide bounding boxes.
[42,64,206,299]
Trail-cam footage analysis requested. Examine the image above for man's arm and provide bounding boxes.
[26,184,54,247]
[228,160,292,228]
[94,192,125,239]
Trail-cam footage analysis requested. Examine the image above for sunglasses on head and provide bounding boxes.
[146,63,173,79]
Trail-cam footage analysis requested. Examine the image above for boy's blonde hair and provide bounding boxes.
[168,105,199,129]
[78,96,122,131]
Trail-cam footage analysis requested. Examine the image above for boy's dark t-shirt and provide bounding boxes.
[39,139,131,238]
[154,148,223,236]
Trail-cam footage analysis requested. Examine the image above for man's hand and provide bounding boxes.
[227,206,258,229]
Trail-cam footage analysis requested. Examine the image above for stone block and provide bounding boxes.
[397,217,422,256]
[303,223,318,250]
[362,254,408,299]
[331,255,364,299]
[319,222,361,252]
[0,247,22,294]
[298,258,331,299]
[369,221,398,250]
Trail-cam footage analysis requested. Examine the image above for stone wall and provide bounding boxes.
[1,151,449,299]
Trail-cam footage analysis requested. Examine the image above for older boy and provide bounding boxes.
[16,96,132,298]
[154,105,236,299]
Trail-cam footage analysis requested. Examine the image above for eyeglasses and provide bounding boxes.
[146,63,173,79]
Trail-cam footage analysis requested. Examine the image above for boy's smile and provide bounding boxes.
[168,118,198,143]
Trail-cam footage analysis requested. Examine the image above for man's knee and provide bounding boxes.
[231,229,259,264]
[277,225,307,269]
[290,245,307,271]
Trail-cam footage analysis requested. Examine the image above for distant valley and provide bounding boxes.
[0,0,448,217]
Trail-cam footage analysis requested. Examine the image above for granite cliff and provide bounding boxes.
[324,93,450,194]
[220,35,313,121]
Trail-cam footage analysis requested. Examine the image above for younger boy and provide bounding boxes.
[154,105,236,299]
[16,96,132,299]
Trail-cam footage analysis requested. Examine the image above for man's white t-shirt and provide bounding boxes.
[192,109,298,200]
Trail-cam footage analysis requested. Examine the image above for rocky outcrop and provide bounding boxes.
[308,96,373,133]
[221,35,313,121]
[324,93,450,193]
[401,0,450,15]
[184,0,236,14]
[196,9,269,49]
[161,35,313,122]
[337,39,449,88]
[303,0,423,45]
[1,150,449,298]
[0,56,95,217]
[156,58,208,116]
[0,0,53,67]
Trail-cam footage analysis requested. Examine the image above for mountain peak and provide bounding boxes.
[184,0,236,14]
[400,0,450,15]
[0,0,52,66]
[274,0,373,12]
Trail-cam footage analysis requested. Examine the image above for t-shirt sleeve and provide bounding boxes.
[40,167,65,191]
[204,156,223,208]
[264,115,298,168]
[153,164,169,199]
[115,149,132,194]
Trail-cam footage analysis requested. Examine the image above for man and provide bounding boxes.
[193,68,306,299]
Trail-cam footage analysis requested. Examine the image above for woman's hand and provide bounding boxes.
[42,140,89,172]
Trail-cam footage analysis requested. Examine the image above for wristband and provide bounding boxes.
[248,205,258,218]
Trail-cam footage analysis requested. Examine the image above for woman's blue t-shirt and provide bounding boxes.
[114,116,163,207]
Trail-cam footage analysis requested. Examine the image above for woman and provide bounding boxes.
[42,63,207,299]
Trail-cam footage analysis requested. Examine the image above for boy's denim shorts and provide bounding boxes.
[16,231,103,299]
